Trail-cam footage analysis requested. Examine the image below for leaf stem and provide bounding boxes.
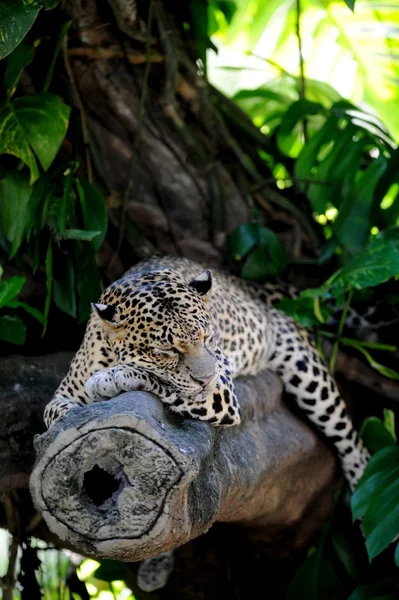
[42,20,72,93]
[329,288,353,374]
[295,0,307,142]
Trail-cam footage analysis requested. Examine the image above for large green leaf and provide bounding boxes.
[362,477,399,537]
[0,0,39,60]
[359,416,396,454]
[365,501,399,560]
[357,446,399,485]
[211,0,399,141]
[351,464,399,521]
[0,93,70,183]
[0,171,32,257]
[326,241,399,297]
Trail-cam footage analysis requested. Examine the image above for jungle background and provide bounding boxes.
[1,0,399,598]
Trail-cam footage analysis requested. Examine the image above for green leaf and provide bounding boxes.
[0,314,26,344]
[55,167,73,235]
[4,38,35,97]
[61,229,101,242]
[357,446,399,484]
[277,99,325,155]
[0,93,71,183]
[326,241,399,297]
[0,171,32,257]
[360,417,397,453]
[395,541,399,567]
[366,500,399,560]
[351,344,399,381]
[306,125,361,214]
[93,560,126,583]
[343,1,355,11]
[277,296,325,328]
[228,223,258,259]
[7,299,44,324]
[74,244,101,323]
[331,531,359,580]
[351,464,399,521]
[383,409,396,442]
[0,0,39,60]
[53,250,76,318]
[75,178,107,251]
[215,1,236,25]
[347,580,399,600]
[363,476,399,537]
[333,157,388,253]
[0,276,25,307]
[294,118,339,212]
[240,227,287,282]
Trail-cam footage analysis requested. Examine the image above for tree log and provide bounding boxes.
[29,367,339,563]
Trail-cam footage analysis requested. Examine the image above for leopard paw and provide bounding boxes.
[85,369,119,400]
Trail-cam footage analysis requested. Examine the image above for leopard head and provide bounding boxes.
[92,269,220,396]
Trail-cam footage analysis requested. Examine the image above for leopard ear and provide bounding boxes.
[188,270,213,301]
[92,303,118,326]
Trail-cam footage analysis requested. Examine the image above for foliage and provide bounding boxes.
[0,1,61,60]
[210,0,399,140]
[286,415,399,600]
[0,266,43,344]
[0,29,107,342]
[0,0,399,598]
[0,531,135,599]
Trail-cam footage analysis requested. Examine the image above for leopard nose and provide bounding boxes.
[193,373,218,387]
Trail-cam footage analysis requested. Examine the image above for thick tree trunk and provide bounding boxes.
[62,0,307,283]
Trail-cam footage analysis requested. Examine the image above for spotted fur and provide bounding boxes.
[44,256,370,490]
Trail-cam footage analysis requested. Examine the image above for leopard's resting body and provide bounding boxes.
[44,256,370,490]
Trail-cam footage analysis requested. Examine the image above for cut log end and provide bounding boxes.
[29,370,339,563]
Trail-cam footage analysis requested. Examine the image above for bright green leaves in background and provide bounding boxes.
[210,0,399,141]
[0,0,61,60]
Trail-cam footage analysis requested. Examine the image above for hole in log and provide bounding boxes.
[83,465,120,506]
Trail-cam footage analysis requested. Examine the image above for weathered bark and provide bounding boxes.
[61,0,307,283]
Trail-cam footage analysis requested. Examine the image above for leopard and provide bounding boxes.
[44,255,371,493]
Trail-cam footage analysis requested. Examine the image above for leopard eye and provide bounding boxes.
[204,334,214,344]
[153,347,180,358]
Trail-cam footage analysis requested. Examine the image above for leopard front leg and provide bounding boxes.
[85,364,178,402]
[85,350,241,428]
[44,396,88,429]
[266,309,370,491]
